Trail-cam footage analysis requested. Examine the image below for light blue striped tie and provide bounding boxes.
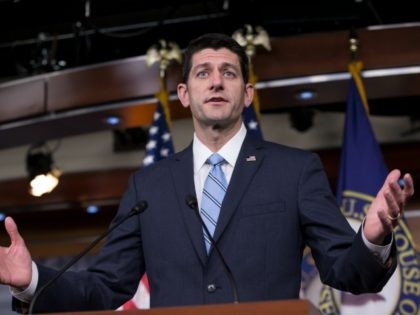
[201,153,227,253]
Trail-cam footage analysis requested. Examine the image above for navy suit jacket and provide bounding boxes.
[18,134,396,313]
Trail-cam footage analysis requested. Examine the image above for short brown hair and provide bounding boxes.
[181,33,249,84]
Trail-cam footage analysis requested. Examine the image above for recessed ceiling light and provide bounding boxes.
[296,90,317,101]
[86,204,99,214]
[105,116,121,126]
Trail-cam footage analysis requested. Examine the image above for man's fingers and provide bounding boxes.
[384,190,401,219]
[4,217,22,246]
[377,208,397,231]
[384,171,414,217]
[385,169,401,185]
[378,169,400,198]
[389,180,404,209]
[402,173,414,198]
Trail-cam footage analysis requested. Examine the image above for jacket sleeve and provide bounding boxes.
[298,153,397,293]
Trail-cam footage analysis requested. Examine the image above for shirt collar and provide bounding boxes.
[193,123,247,172]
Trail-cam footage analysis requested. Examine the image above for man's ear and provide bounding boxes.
[244,83,254,108]
[177,83,190,108]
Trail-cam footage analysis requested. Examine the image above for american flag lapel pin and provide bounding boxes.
[246,155,256,162]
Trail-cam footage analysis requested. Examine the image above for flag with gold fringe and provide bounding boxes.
[317,61,420,315]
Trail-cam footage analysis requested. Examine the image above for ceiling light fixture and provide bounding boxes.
[26,142,61,197]
[295,89,317,101]
[86,204,99,214]
[105,115,121,126]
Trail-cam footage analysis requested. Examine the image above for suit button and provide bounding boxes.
[207,284,216,292]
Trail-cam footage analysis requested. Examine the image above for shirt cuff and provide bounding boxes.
[361,226,393,264]
[10,261,39,304]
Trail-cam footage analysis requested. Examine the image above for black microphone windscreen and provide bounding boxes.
[131,200,148,214]
[185,194,198,210]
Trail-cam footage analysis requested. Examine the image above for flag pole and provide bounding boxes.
[232,24,270,139]
[145,39,182,129]
[348,31,370,114]
[232,24,271,118]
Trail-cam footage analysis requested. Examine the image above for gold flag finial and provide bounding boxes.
[232,24,271,60]
[348,30,359,62]
[347,30,369,113]
[145,39,181,128]
[232,24,270,120]
[145,39,182,78]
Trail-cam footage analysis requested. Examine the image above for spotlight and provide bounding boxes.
[26,143,61,197]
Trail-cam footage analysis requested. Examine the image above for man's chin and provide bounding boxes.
[211,123,222,130]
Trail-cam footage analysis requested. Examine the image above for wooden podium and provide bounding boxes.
[44,299,320,315]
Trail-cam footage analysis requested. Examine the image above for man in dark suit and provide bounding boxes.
[0,33,414,313]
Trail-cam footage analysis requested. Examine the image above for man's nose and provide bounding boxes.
[210,72,223,90]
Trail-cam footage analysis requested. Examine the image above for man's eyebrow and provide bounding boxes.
[220,62,238,69]
[192,62,211,71]
[193,61,238,69]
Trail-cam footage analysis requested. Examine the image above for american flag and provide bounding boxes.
[243,63,263,139]
[142,103,175,166]
[143,84,175,166]
[243,104,263,139]
[118,81,174,311]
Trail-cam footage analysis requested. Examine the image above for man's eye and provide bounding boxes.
[224,71,236,78]
[197,71,208,78]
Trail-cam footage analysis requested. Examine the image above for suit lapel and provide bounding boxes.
[169,145,208,265]
[213,135,265,244]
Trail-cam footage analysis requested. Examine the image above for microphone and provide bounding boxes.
[185,194,239,303]
[28,200,148,314]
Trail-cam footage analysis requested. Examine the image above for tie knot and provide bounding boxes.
[207,153,225,166]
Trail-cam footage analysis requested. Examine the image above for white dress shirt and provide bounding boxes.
[193,123,247,207]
